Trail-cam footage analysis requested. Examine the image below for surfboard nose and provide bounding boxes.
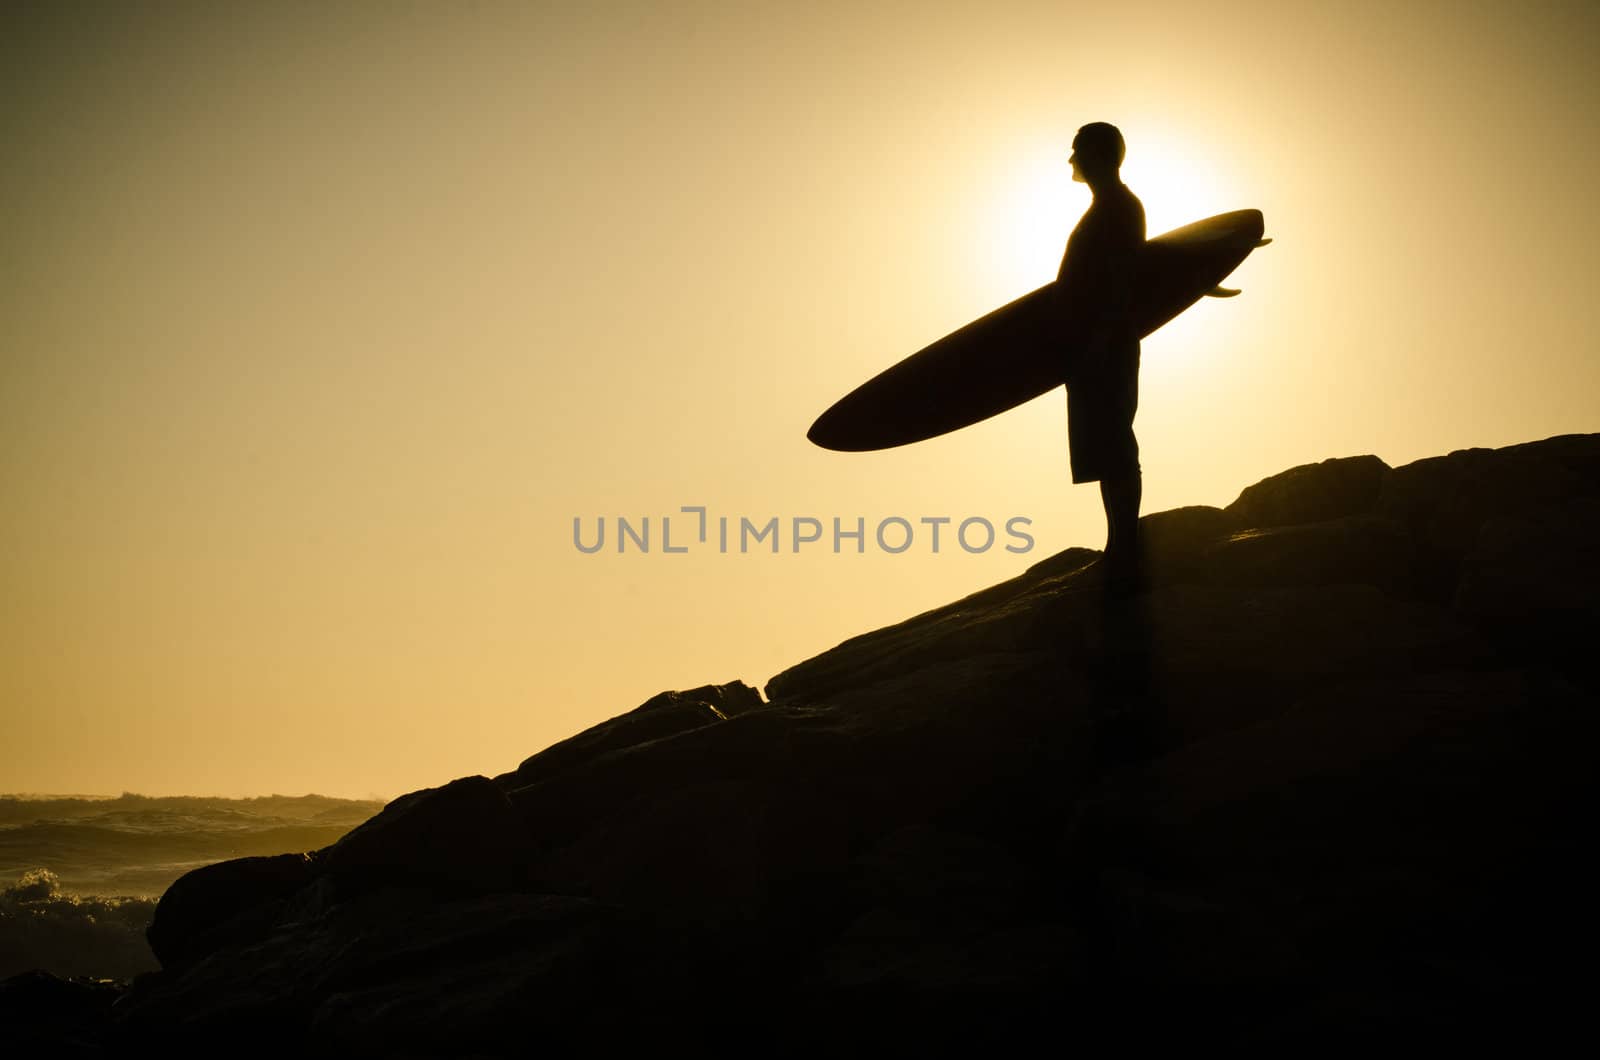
[807,410,865,452]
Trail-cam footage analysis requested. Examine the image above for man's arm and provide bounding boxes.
[1079,199,1145,369]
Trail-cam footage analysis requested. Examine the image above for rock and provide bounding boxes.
[145,853,316,970]
[319,775,529,896]
[1136,504,1234,581]
[1454,498,1600,622]
[304,893,621,1055]
[764,564,1097,704]
[1078,581,1493,753]
[1453,497,1600,684]
[0,970,120,1055]
[1379,433,1600,598]
[818,825,1071,992]
[120,891,618,1053]
[1079,668,1600,1041]
[1202,514,1416,592]
[515,649,1089,927]
[1023,545,1101,579]
[1224,454,1391,530]
[500,680,763,791]
[141,777,536,978]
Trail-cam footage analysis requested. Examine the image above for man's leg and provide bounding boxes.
[1100,466,1142,559]
[1100,345,1142,562]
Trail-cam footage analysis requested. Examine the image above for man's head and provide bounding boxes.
[1069,122,1125,184]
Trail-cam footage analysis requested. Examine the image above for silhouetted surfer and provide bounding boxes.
[1058,122,1145,575]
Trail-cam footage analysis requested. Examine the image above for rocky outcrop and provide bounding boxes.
[144,853,316,970]
[0,970,121,1055]
[495,680,764,790]
[319,775,526,896]
[12,433,1598,1054]
[1223,453,1391,530]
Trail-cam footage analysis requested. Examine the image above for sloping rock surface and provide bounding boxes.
[11,434,1598,1053]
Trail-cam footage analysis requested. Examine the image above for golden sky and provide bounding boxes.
[4,1,1597,798]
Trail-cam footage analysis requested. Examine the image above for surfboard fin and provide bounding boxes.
[1206,286,1242,298]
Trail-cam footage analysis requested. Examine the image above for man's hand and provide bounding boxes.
[1205,238,1271,297]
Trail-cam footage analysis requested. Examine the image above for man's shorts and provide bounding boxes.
[1066,344,1140,485]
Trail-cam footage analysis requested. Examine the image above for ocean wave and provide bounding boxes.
[0,869,158,981]
[0,793,382,898]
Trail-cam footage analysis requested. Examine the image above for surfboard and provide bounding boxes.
[807,209,1267,452]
